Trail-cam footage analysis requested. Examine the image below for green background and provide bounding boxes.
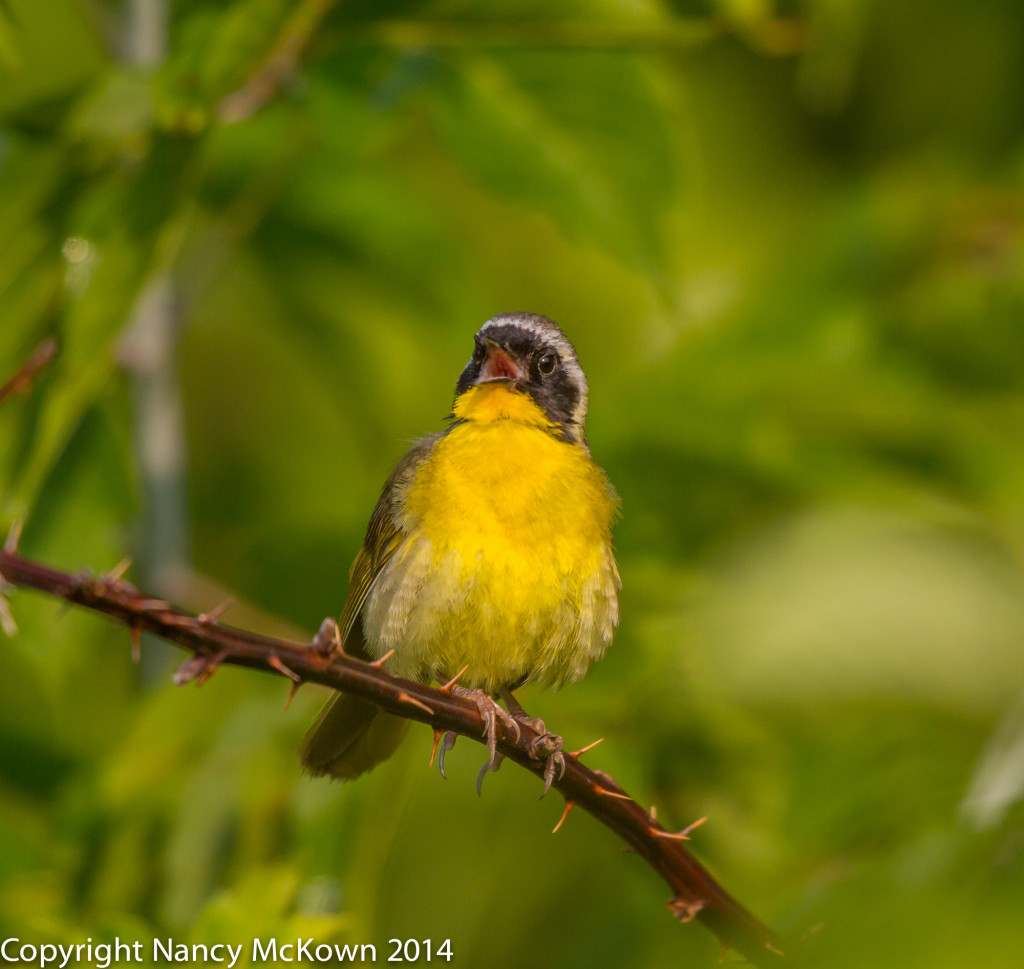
[2,0,1024,966]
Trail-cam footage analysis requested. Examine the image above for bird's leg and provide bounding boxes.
[501,687,546,733]
[499,687,566,796]
[450,686,520,769]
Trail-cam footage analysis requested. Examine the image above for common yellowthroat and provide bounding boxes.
[299,313,620,780]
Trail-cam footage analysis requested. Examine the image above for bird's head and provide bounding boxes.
[453,313,589,444]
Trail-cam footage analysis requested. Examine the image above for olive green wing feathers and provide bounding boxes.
[299,436,438,779]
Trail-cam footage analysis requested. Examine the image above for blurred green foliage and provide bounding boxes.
[3,0,1024,966]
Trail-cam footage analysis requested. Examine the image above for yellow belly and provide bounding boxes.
[362,385,619,692]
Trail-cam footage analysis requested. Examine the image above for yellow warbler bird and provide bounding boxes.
[299,313,620,781]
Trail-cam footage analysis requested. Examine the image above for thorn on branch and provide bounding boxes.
[154,610,204,633]
[650,816,707,842]
[682,815,708,838]
[438,664,469,693]
[651,827,690,841]
[396,691,434,716]
[592,784,632,800]
[173,651,227,686]
[4,520,23,555]
[370,648,395,668]
[284,680,302,712]
[173,655,207,686]
[668,896,706,923]
[569,737,604,759]
[552,799,576,833]
[267,653,301,683]
[199,597,235,624]
[101,557,133,586]
[429,728,444,768]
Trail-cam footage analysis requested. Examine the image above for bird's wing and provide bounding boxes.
[338,434,440,656]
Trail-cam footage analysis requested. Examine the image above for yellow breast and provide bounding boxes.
[363,383,619,691]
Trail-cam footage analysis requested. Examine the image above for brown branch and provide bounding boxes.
[0,337,59,405]
[0,548,789,965]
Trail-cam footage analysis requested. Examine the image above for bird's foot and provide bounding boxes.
[450,686,520,768]
[499,689,566,797]
[311,617,342,659]
[525,721,566,797]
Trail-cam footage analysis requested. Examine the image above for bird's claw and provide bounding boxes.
[495,692,569,798]
[505,702,566,797]
[528,731,566,797]
[476,751,505,796]
[442,686,566,796]
[437,730,458,779]
[541,750,566,798]
[451,686,519,768]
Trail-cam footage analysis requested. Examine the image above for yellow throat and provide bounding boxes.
[450,381,558,428]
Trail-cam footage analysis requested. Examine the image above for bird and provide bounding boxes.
[299,312,620,784]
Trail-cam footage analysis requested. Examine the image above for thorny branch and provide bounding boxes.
[0,548,789,966]
[0,342,788,965]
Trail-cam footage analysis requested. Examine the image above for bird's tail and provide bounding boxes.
[299,693,409,780]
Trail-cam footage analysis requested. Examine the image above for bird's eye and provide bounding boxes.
[537,351,559,376]
[472,341,485,361]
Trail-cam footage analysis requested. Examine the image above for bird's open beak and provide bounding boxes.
[475,337,523,384]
